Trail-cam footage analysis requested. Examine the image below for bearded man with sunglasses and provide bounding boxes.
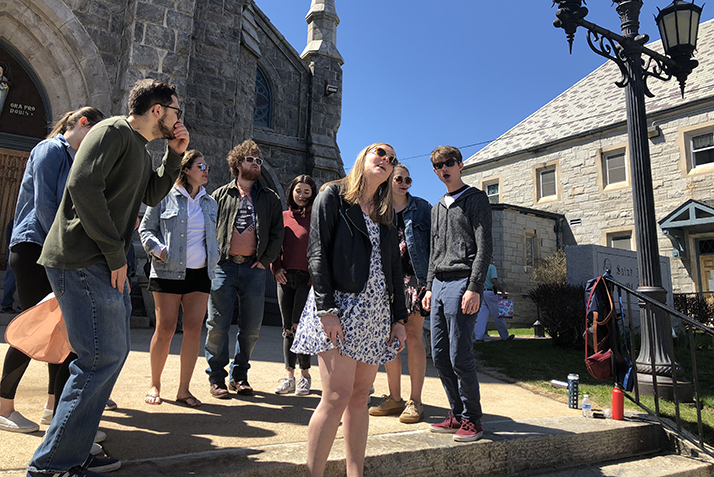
[204,140,284,398]
[421,145,492,443]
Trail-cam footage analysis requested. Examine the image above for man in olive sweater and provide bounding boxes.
[422,145,492,443]
[28,79,189,477]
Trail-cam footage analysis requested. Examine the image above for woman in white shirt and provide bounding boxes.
[139,150,219,407]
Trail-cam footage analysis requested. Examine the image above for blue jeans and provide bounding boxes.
[205,260,266,384]
[29,263,131,473]
[430,277,483,424]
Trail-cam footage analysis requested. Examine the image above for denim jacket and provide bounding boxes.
[397,194,431,285]
[139,186,220,280]
[10,134,73,248]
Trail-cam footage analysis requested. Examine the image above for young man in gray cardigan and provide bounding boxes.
[422,145,492,442]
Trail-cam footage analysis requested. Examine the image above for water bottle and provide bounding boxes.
[582,394,593,418]
[567,373,579,409]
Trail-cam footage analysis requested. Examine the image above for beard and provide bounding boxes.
[155,113,175,140]
[239,167,261,182]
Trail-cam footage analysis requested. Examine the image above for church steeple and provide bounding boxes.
[301,0,343,64]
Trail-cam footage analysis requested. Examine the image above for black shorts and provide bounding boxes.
[148,267,211,295]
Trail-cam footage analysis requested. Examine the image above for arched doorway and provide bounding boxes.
[0,42,51,267]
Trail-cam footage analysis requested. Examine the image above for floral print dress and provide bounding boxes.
[291,212,399,365]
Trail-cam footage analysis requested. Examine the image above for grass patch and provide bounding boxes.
[474,333,714,445]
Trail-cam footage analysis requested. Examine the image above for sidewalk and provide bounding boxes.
[0,324,581,474]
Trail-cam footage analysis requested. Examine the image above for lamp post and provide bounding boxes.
[553,0,702,402]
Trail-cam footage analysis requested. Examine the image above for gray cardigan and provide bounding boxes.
[426,186,493,294]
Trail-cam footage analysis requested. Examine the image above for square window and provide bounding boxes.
[485,182,499,204]
[538,168,556,199]
[610,234,632,250]
[604,151,626,185]
[691,132,714,168]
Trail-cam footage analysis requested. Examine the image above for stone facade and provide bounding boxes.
[464,19,714,299]
[0,0,344,196]
[491,204,563,327]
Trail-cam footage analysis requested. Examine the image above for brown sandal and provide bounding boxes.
[176,395,202,408]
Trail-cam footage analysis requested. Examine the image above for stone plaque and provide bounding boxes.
[566,244,675,331]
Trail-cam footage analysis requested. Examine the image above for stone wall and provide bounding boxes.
[465,103,714,294]
[4,0,344,197]
[491,206,562,327]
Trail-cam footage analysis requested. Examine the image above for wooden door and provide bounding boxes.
[0,147,29,268]
[699,254,714,292]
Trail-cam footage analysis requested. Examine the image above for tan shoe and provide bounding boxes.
[368,394,405,416]
[399,399,424,423]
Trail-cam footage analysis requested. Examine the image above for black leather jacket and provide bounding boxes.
[308,183,408,324]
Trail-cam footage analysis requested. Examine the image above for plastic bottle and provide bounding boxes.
[582,394,593,418]
[612,386,624,421]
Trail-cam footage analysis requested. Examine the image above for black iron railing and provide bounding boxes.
[673,292,714,327]
[603,276,714,455]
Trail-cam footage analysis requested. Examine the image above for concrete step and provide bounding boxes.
[533,453,714,476]
[104,416,671,477]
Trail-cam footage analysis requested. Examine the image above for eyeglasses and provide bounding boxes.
[432,158,460,170]
[196,163,210,172]
[157,103,183,120]
[372,147,398,166]
[394,176,412,185]
[245,156,264,166]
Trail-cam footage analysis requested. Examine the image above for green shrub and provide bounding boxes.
[530,249,567,286]
[528,282,586,348]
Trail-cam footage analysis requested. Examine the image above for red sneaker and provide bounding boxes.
[453,418,483,442]
[430,411,461,433]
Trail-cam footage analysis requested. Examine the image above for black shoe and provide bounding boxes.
[85,454,121,473]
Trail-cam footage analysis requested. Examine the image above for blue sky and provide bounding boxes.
[259,1,713,206]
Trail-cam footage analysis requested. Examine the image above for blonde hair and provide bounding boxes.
[322,142,395,225]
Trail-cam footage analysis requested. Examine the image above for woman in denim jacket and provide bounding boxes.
[1,107,104,433]
[139,150,219,407]
[370,163,432,424]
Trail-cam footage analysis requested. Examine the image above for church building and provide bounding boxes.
[0,0,345,267]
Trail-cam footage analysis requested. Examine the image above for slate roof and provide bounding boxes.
[466,19,714,165]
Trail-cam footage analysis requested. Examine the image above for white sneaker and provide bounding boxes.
[295,376,311,395]
[0,411,39,433]
[90,443,103,456]
[275,377,295,394]
[40,407,53,425]
[94,430,106,443]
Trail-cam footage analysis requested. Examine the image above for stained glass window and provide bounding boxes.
[254,67,271,128]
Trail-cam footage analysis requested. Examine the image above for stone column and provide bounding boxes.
[301,0,345,184]
[114,0,197,115]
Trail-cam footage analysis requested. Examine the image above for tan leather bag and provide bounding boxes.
[4,294,72,364]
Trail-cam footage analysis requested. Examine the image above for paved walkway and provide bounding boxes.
[0,324,581,474]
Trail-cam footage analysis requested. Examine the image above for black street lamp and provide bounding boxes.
[553,0,703,402]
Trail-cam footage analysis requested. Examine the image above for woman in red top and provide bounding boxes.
[271,175,316,395]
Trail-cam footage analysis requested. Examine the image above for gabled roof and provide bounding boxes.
[466,19,714,166]
[659,199,714,229]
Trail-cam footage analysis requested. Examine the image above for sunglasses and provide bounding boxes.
[244,156,264,166]
[158,103,183,120]
[394,176,412,185]
[196,163,210,172]
[373,147,398,166]
[432,158,460,170]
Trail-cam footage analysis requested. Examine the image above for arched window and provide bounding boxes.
[254,67,271,128]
